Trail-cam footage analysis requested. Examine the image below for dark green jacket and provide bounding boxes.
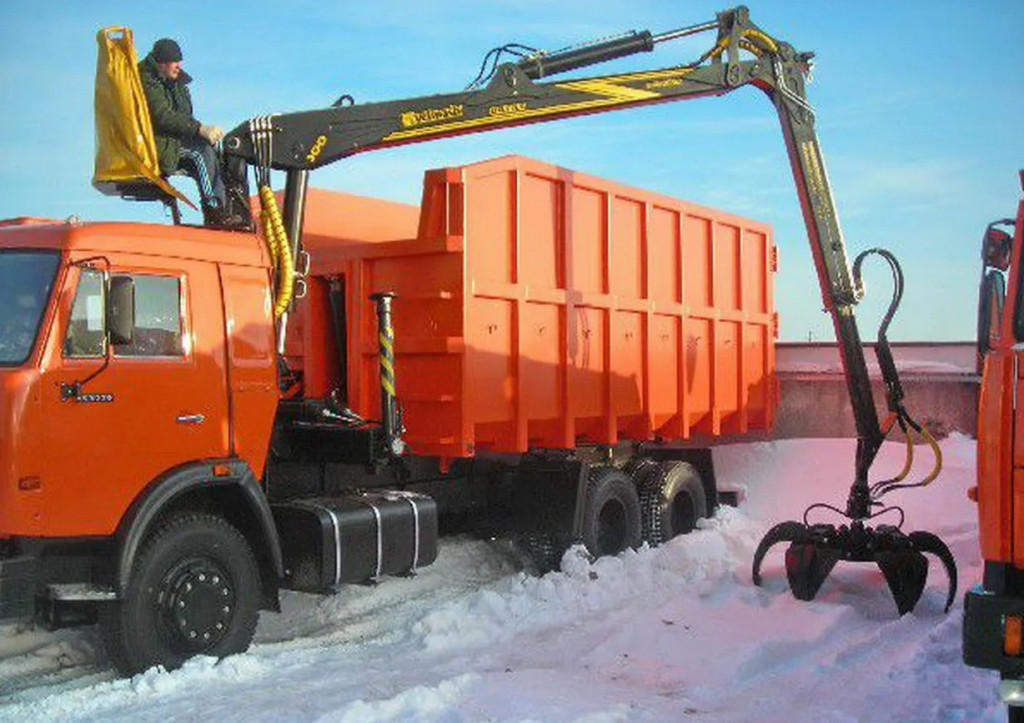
[138,53,201,174]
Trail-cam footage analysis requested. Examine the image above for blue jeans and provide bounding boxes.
[177,137,226,210]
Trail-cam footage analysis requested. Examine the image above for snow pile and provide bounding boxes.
[0,436,1006,722]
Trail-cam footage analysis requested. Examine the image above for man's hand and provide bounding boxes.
[198,124,225,145]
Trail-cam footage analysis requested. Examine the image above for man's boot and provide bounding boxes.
[203,204,250,231]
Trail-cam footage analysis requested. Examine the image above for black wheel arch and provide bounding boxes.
[114,459,283,611]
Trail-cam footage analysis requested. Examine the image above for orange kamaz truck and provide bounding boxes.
[0,7,955,675]
[963,172,1024,722]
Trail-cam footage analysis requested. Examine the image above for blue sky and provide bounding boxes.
[1,0,1021,341]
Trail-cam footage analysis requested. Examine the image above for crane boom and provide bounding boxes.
[221,5,956,612]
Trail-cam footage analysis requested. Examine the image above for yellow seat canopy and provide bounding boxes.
[92,26,192,207]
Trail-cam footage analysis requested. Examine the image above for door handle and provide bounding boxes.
[176,414,206,425]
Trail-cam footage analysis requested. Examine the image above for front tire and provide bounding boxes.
[100,512,261,675]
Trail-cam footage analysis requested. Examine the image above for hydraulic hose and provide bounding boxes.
[258,185,295,318]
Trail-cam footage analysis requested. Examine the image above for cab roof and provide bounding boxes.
[0,219,269,268]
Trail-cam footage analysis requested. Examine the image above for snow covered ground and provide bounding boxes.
[0,436,1003,722]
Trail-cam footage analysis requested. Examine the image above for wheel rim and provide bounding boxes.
[597,499,628,555]
[158,556,236,653]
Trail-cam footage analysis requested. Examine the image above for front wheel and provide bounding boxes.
[100,512,261,675]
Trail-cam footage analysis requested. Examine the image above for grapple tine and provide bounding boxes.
[752,520,811,586]
[907,530,959,613]
[786,543,840,601]
[875,549,928,616]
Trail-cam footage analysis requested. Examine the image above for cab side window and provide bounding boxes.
[64,269,106,358]
[115,275,184,358]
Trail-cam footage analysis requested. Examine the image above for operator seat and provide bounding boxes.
[92,26,195,225]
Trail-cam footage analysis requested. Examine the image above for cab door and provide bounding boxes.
[40,256,229,537]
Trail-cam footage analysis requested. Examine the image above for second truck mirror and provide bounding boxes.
[983,227,1013,272]
[107,275,135,346]
[977,269,1006,355]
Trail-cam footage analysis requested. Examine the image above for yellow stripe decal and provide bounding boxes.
[381,68,694,143]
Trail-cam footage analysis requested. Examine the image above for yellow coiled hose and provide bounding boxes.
[257,185,294,318]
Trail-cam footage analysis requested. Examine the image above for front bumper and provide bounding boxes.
[0,554,38,620]
[964,584,1024,676]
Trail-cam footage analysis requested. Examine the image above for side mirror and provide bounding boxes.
[977,269,1006,355]
[983,224,1013,271]
[107,275,135,346]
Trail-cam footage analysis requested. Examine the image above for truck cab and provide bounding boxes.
[963,172,1024,715]
[0,218,279,622]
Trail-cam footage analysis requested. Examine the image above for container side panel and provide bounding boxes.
[368,254,462,300]
[416,172,449,240]
[715,223,742,312]
[466,169,514,285]
[611,196,643,299]
[683,215,712,308]
[520,301,562,421]
[570,186,607,294]
[466,297,514,424]
[687,317,713,433]
[650,314,680,429]
[356,251,467,455]
[521,173,565,290]
[745,323,769,427]
[716,321,741,433]
[295,277,338,399]
[400,355,466,456]
[744,229,769,314]
[649,206,681,304]
[610,311,643,416]
[569,306,607,427]
[397,297,462,339]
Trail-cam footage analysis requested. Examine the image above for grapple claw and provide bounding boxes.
[875,548,928,616]
[786,543,840,601]
[907,530,958,613]
[752,520,811,587]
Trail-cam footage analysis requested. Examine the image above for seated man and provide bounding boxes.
[139,38,247,229]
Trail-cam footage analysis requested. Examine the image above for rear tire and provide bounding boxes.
[100,512,260,675]
[637,461,707,545]
[580,467,642,558]
[516,531,565,574]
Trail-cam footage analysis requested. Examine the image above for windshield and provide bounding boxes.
[0,250,61,366]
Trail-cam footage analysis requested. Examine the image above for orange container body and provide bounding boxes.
[293,155,777,458]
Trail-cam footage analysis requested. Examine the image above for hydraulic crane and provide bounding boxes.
[208,6,956,613]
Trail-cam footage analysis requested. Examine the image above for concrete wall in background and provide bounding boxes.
[772,342,979,440]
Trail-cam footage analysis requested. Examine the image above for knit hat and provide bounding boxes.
[152,38,183,63]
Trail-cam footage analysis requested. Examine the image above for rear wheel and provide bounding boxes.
[100,512,260,675]
[580,467,642,558]
[637,461,707,545]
